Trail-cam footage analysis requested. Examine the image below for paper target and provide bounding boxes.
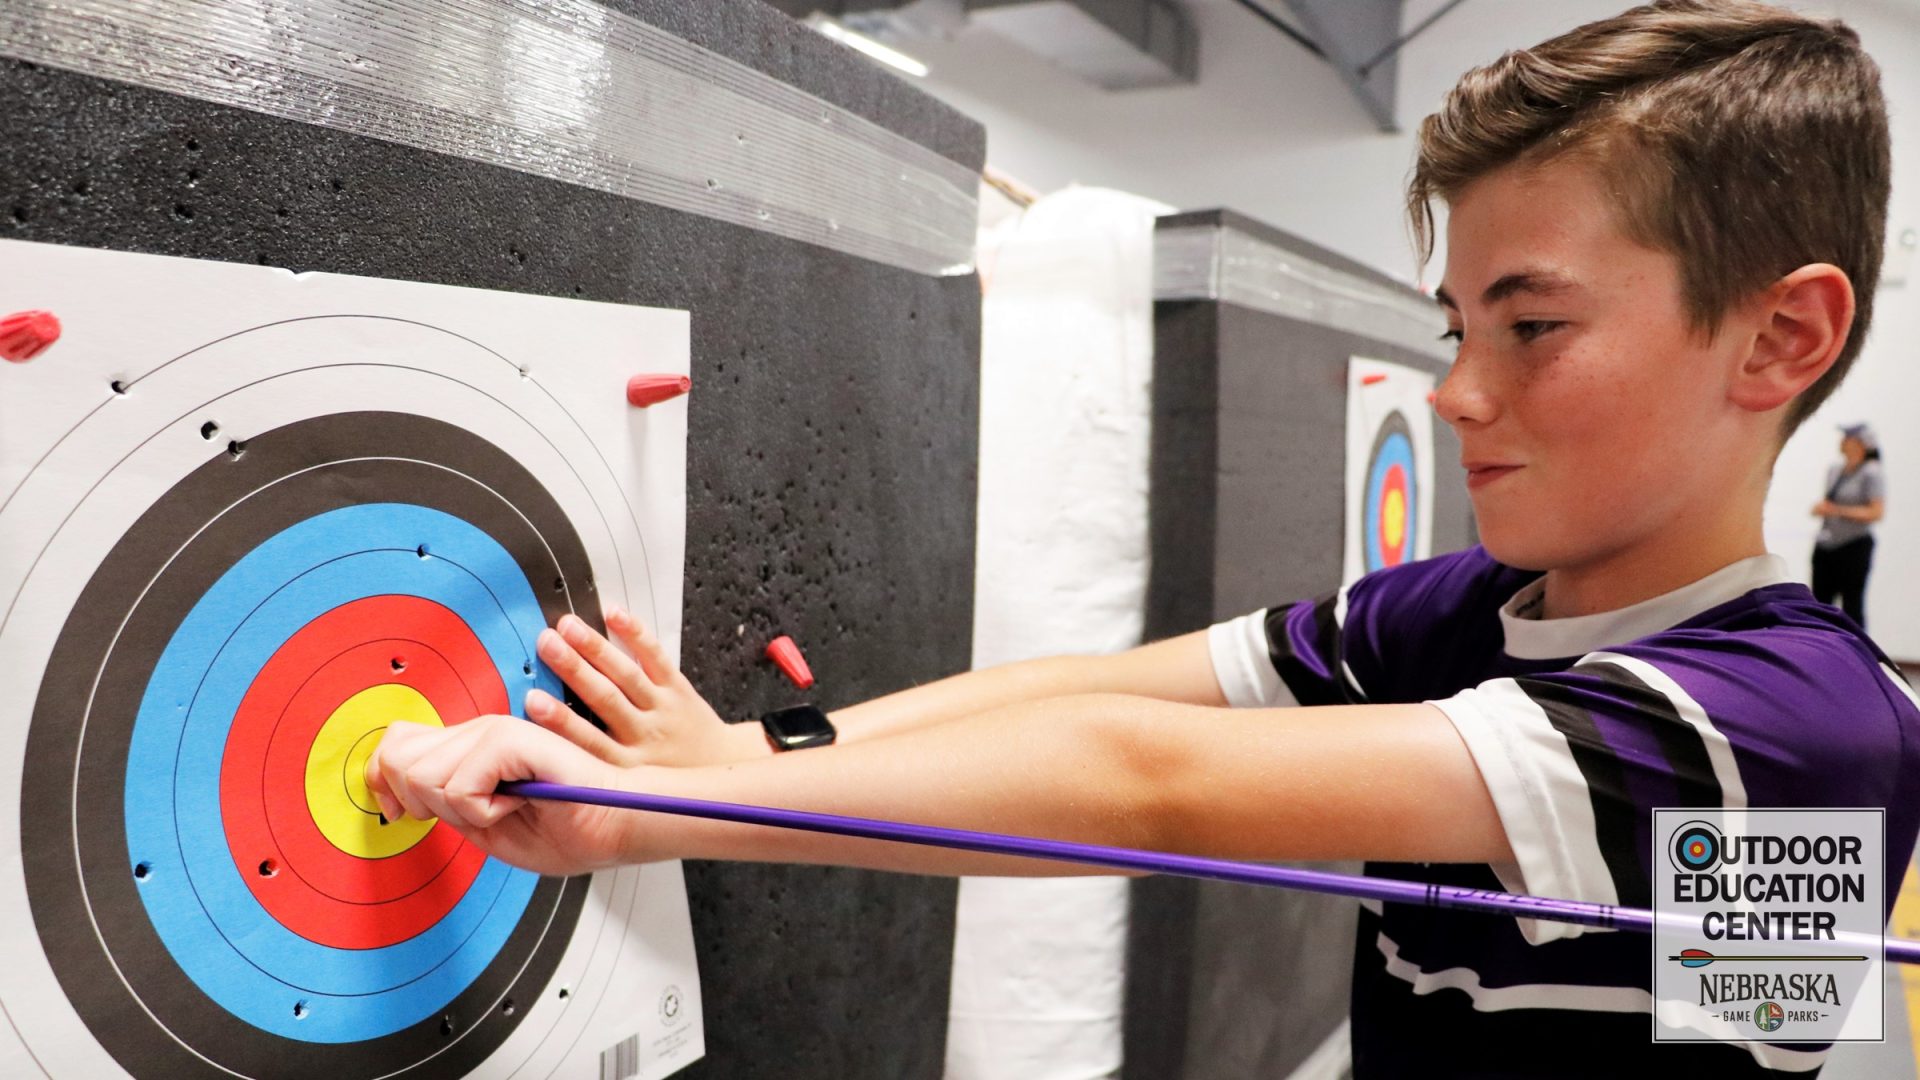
[0,240,702,1079]
[1362,411,1417,571]
[1343,357,1436,584]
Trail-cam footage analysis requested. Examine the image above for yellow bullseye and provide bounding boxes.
[1383,488,1407,552]
[306,684,443,858]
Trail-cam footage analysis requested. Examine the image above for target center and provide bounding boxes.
[306,684,443,859]
[1383,487,1407,550]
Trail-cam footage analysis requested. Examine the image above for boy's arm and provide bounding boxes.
[371,691,1513,878]
[537,611,1228,766]
[825,631,1228,746]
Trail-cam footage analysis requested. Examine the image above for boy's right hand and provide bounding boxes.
[368,716,638,876]
[529,607,768,769]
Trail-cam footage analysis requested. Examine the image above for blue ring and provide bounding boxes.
[124,504,560,1042]
[1363,431,1417,571]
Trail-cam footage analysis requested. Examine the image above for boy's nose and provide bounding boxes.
[1432,351,1497,428]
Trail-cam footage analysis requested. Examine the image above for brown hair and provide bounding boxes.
[1408,0,1890,434]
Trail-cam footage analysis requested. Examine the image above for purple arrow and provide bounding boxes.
[496,780,1920,966]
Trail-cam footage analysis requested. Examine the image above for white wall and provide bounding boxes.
[1762,2,1920,660]
[904,0,1920,657]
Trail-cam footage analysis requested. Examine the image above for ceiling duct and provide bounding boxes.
[766,0,969,38]
[770,0,1197,91]
[967,0,1197,90]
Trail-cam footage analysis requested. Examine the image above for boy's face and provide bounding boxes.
[1435,157,1749,573]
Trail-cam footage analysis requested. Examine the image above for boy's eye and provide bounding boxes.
[1512,320,1565,342]
[1439,328,1464,346]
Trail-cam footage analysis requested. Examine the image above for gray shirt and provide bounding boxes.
[1817,458,1885,548]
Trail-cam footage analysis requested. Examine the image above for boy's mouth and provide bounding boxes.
[1463,462,1521,489]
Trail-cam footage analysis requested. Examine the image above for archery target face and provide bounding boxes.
[0,240,702,1079]
[1343,357,1436,584]
[1364,411,1417,570]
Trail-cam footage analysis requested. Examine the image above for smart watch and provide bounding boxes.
[759,703,837,752]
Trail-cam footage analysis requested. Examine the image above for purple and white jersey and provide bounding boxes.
[1208,546,1920,1077]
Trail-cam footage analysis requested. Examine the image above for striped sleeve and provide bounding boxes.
[1430,651,1744,945]
[1206,590,1364,709]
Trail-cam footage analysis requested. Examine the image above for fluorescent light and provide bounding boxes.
[807,16,930,78]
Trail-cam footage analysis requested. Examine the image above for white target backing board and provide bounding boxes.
[0,238,703,1079]
[1344,356,1436,585]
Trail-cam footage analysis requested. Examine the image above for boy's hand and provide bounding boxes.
[1813,499,1838,516]
[530,608,765,768]
[366,716,637,876]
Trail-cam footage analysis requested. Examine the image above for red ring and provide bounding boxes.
[218,595,508,949]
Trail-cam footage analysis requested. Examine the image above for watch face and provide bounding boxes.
[762,704,836,750]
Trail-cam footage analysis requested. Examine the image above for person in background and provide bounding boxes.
[1812,422,1885,627]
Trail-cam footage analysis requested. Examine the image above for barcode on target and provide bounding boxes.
[599,1033,640,1080]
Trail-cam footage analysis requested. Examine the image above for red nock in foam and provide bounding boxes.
[0,310,61,362]
[765,635,815,690]
[626,373,691,408]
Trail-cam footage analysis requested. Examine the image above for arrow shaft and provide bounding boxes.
[498,780,1920,966]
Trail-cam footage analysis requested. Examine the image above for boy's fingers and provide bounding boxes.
[370,721,443,821]
[526,687,626,763]
[558,613,658,705]
[399,719,500,829]
[446,716,603,830]
[606,607,677,686]
[364,742,404,823]
[384,767,434,822]
[538,627,646,722]
[365,763,401,823]
[444,735,535,829]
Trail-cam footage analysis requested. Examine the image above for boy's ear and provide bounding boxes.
[1729,263,1855,414]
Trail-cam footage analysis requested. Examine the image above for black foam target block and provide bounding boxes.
[0,0,981,1075]
[1135,209,1472,1080]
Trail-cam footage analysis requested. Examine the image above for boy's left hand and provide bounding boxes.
[529,608,763,768]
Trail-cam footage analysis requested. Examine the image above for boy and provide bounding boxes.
[371,1,1917,1073]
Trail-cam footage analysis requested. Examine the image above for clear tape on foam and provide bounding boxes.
[1154,224,1448,358]
[0,0,980,277]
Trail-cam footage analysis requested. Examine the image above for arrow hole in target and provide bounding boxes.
[199,420,219,441]
[226,439,247,460]
[132,861,152,882]
[416,543,430,559]
[293,1000,309,1020]
[501,998,517,1017]
[109,378,127,395]
[391,656,406,673]
[258,859,278,878]
[440,1014,455,1037]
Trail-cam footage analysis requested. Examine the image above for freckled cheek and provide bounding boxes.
[1511,362,1664,500]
